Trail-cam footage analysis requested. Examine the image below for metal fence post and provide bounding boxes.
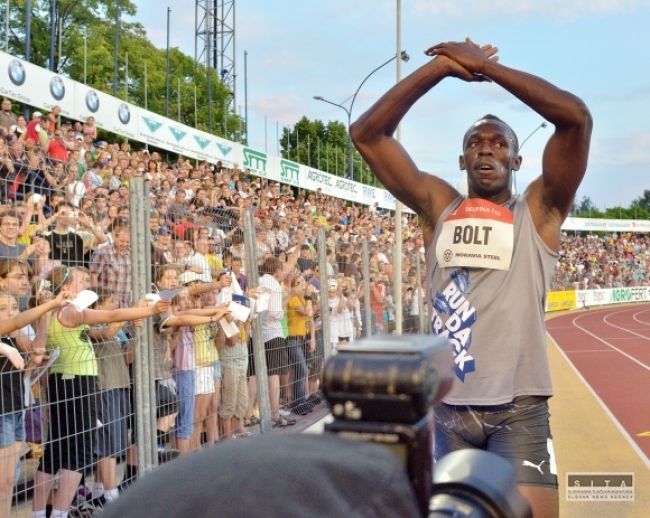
[143,180,158,467]
[362,238,371,336]
[393,241,402,335]
[242,210,272,433]
[317,227,331,358]
[129,178,156,473]
[415,248,427,334]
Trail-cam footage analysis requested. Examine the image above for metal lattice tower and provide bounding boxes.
[195,0,236,107]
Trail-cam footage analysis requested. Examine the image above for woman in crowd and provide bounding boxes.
[286,275,314,415]
[188,285,220,449]
[0,289,70,518]
[369,272,386,335]
[0,258,51,460]
[83,117,97,142]
[169,291,196,455]
[32,266,171,518]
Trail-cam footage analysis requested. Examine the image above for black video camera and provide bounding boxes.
[321,335,532,518]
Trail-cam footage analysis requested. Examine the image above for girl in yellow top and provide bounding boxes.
[189,288,220,449]
[32,266,170,518]
[286,275,315,416]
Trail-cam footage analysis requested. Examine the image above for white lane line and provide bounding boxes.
[632,309,650,326]
[549,334,650,470]
[571,313,650,372]
[602,309,650,341]
[568,349,617,354]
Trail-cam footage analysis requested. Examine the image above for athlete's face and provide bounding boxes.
[460,121,521,203]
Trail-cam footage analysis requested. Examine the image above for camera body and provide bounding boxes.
[321,335,453,515]
[321,335,531,518]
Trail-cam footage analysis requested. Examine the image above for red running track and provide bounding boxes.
[546,303,650,464]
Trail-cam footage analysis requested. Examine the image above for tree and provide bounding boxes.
[279,117,381,186]
[631,190,650,213]
[572,196,602,217]
[3,0,241,140]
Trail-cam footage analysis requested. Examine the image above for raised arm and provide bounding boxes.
[165,307,230,328]
[60,299,171,327]
[350,50,495,229]
[0,291,68,336]
[428,38,593,248]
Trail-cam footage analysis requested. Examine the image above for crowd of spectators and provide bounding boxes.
[552,233,650,290]
[0,97,648,515]
[0,98,428,516]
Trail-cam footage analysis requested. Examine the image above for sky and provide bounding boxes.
[131,0,650,209]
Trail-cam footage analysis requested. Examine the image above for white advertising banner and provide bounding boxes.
[0,50,406,210]
[138,110,201,157]
[575,287,650,308]
[563,217,650,233]
[0,51,76,118]
[73,84,141,140]
[199,131,238,164]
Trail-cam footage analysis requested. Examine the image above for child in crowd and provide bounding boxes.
[216,311,250,439]
[88,291,132,507]
[31,266,171,518]
[0,288,71,518]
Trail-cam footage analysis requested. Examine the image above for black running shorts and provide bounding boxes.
[434,395,558,488]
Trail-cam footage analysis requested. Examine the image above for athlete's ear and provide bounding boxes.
[511,154,522,171]
[459,155,466,171]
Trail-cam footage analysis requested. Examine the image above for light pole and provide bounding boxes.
[244,50,248,145]
[113,4,120,96]
[313,50,409,181]
[165,6,171,117]
[312,96,351,177]
[514,121,548,194]
[48,0,56,71]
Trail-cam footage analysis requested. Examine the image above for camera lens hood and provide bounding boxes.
[430,449,531,518]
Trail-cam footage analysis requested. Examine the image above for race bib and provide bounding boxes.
[436,198,514,271]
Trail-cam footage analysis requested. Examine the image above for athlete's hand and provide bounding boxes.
[431,55,475,82]
[426,38,499,79]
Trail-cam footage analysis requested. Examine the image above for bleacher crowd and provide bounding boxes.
[0,99,427,517]
[552,232,650,290]
[0,98,648,516]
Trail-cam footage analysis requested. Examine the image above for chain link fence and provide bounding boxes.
[0,174,428,516]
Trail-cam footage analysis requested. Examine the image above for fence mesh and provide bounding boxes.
[0,132,428,516]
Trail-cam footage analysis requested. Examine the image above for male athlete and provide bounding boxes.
[351,38,592,517]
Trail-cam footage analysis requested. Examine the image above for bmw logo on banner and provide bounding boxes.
[8,60,26,86]
[118,103,131,125]
[86,90,100,113]
[49,76,66,100]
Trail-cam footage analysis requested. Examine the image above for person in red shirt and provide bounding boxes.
[47,129,68,164]
[23,111,44,145]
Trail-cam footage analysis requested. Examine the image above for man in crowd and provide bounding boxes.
[0,98,17,133]
[0,210,33,260]
[46,202,87,266]
[351,37,592,517]
[90,223,132,308]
